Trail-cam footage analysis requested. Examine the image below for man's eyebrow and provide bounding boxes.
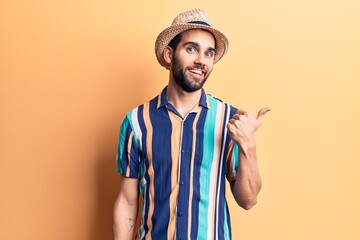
[182,41,200,48]
[208,46,216,53]
[182,41,216,52]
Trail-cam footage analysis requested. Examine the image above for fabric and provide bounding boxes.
[116,87,239,240]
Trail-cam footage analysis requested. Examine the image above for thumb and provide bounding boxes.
[256,107,271,124]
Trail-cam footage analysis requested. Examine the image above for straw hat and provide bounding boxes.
[155,9,229,69]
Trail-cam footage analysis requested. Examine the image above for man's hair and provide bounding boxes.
[167,33,183,52]
[167,30,217,53]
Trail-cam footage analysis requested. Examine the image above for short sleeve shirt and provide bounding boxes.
[116,87,239,240]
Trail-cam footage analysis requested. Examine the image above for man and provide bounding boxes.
[113,9,270,240]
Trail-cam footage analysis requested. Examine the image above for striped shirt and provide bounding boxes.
[117,87,240,240]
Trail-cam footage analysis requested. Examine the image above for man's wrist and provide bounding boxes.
[237,140,257,157]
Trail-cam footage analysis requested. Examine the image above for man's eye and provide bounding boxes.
[205,51,214,58]
[187,47,196,53]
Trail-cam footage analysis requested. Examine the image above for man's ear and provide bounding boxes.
[163,46,173,65]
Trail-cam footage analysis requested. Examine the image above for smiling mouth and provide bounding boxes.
[189,68,204,76]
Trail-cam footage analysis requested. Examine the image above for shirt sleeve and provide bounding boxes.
[225,105,239,182]
[116,114,141,179]
[225,140,239,182]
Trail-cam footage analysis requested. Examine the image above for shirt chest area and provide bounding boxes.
[140,105,225,179]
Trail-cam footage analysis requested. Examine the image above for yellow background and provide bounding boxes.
[1,0,359,239]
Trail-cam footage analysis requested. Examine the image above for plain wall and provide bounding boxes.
[1,0,359,239]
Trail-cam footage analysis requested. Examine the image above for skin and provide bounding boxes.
[227,107,270,209]
[163,29,215,117]
[113,175,138,240]
[113,29,270,239]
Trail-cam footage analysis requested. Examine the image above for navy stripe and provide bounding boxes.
[149,97,172,237]
[136,105,150,234]
[120,123,131,173]
[176,113,196,237]
[190,107,207,239]
[226,202,232,239]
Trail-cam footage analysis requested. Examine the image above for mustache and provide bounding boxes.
[192,64,205,70]
[188,64,206,73]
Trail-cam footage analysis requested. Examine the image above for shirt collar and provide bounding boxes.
[157,86,210,109]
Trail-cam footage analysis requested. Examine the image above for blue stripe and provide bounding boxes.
[190,108,207,239]
[117,116,140,177]
[149,97,173,237]
[176,113,196,237]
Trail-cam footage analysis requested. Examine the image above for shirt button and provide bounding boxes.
[179,181,184,186]
[181,149,185,154]
[177,211,183,217]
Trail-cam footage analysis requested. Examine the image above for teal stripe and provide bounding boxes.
[117,110,140,174]
[126,110,140,150]
[197,96,218,239]
[138,178,146,239]
[233,143,239,174]
[117,116,130,173]
[224,203,230,240]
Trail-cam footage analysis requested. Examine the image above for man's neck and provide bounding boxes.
[166,81,202,118]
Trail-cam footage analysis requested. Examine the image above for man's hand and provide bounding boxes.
[227,107,271,150]
[227,107,270,209]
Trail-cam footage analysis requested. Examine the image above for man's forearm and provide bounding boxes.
[231,144,262,210]
[113,196,138,240]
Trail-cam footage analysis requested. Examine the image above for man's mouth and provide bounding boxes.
[189,68,204,76]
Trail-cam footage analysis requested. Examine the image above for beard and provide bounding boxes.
[171,55,211,92]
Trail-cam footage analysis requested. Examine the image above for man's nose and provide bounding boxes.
[194,53,206,67]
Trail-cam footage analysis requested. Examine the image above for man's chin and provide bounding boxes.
[181,83,204,92]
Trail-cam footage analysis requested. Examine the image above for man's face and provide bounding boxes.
[170,29,216,92]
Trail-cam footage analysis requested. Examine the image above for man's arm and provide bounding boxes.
[113,174,139,240]
[230,144,262,210]
[227,107,270,210]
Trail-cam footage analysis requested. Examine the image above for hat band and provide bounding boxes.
[187,21,211,27]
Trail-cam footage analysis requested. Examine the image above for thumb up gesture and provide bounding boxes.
[227,107,271,148]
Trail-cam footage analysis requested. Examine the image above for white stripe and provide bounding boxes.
[131,108,142,152]
[215,103,230,240]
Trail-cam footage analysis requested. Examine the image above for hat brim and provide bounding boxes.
[155,23,229,69]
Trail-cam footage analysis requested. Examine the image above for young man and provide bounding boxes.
[113,9,270,240]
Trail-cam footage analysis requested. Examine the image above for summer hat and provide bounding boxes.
[155,9,229,69]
